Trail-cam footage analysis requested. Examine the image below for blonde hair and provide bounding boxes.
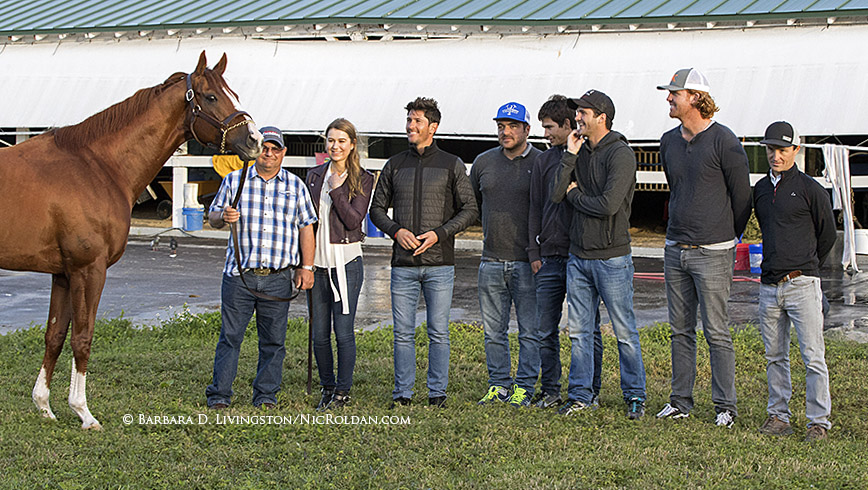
[688,90,720,119]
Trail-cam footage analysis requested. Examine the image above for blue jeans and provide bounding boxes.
[664,245,737,415]
[478,260,539,394]
[566,253,646,403]
[534,256,566,394]
[759,276,831,429]
[206,269,293,407]
[391,265,454,399]
[310,257,363,392]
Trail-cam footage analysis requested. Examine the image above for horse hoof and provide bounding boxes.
[82,421,102,430]
[38,408,57,420]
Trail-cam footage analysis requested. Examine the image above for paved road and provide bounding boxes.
[3,235,868,341]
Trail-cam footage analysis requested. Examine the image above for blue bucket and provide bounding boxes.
[365,213,384,238]
[749,244,763,274]
[182,207,204,232]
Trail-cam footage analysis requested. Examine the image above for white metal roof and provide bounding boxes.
[0,24,866,140]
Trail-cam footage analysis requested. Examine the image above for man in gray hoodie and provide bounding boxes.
[551,90,646,419]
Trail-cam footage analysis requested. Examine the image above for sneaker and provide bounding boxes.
[758,415,793,436]
[805,424,828,442]
[590,394,600,410]
[508,385,531,407]
[316,388,335,411]
[558,399,591,415]
[326,391,350,410]
[656,403,689,419]
[626,397,645,420]
[477,385,510,405]
[715,410,735,428]
[390,397,411,409]
[532,391,563,409]
[428,396,447,408]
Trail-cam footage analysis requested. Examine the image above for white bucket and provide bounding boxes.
[855,230,868,255]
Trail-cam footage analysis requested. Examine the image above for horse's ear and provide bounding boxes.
[214,53,228,75]
[195,51,207,75]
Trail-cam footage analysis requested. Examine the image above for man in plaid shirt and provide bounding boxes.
[205,126,317,410]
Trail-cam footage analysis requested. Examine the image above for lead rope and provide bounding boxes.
[229,160,299,302]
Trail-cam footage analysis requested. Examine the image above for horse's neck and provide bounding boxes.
[101,88,188,207]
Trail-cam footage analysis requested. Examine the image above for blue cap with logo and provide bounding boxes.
[493,102,530,125]
[259,126,285,149]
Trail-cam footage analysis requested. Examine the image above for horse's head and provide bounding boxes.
[186,52,262,161]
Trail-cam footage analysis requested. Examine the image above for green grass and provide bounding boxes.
[1,312,866,489]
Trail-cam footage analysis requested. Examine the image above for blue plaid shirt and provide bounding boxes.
[210,166,317,276]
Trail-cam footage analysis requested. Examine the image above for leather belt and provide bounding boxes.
[244,267,286,276]
[775,270,802,285]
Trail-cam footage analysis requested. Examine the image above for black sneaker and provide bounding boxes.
[316,388,335,412]
[558,399,591,415]
[531,391,563,408]
[428,396,447,408]
[390,397,411,409]
[326,391,350,410]
[626,397,645,420]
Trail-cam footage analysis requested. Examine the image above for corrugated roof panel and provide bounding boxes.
[2,0,87,29]
[741,0,791,14]
[618,0,680,17]
[412,0,479,20]
[308,0,381,18]
[588,0,647,18]
[497,0,557,19]
[678,0,735,16]
[349,0,426,19]
[471,0,541,19]
[707,0,758,15]
[194,1,279,24]
[521,0,589,20]
[772,0,823,12]
[558,0,613,18]
[0,0,53,26]
[279,0,353,19]
[644,0,696,16]
[333,0,399,17]
[112,1,207,26]
[438,0,502,19]
[838,0,868,7]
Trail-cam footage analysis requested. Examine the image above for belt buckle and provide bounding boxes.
[251,267,272,276]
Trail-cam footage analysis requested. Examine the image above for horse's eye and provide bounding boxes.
[206,95,218,102]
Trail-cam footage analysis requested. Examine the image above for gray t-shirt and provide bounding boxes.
[470,143,542,261]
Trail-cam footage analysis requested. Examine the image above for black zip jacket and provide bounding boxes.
[753,165,836,285]
[369,141,478,267]
[551,131,635,260]
[527,145,571,263]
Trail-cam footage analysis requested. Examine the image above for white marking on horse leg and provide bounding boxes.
[32,366,56,420]
[68,358,101,430]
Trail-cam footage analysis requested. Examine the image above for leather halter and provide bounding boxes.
[185,73,252,154]
[182,73,299,303]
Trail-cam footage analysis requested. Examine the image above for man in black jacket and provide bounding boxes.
[551,90,647,419]
[753,121,835,442]
[370,97,478,408]
[654,68,751,428]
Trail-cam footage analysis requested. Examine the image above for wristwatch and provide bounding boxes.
[300,265,315,272]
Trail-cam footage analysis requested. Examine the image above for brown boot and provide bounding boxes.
[758,415,793,436]
[805,424,828,442]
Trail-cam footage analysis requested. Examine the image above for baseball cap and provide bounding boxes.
[657,68,711,92]
[493,102,531,125]
[568,89,615,122]
[761,121,801,147]
[259,126,285,149]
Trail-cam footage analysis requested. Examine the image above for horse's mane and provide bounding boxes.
[52,72,189,151]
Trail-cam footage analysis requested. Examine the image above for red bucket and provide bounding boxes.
[734,243,750,271]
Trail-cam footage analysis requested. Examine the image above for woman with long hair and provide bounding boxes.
[305,118,374,410]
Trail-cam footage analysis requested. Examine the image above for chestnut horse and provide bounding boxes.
[0,52,262,429]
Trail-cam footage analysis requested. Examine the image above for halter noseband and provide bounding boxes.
[185,73,253,154]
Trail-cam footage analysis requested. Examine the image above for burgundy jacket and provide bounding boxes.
[305,164,375,244]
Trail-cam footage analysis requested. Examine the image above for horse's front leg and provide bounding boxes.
[67,262,107,430]
[32,274,73,420]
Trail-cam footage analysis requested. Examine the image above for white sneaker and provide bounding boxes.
[715,410,735,428]
[656,403,689,419]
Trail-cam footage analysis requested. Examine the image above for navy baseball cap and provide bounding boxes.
[568,90,615,122]
[259,126,285,149]
[493,102,531,125]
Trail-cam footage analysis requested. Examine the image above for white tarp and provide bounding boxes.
[0,25,866,140]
